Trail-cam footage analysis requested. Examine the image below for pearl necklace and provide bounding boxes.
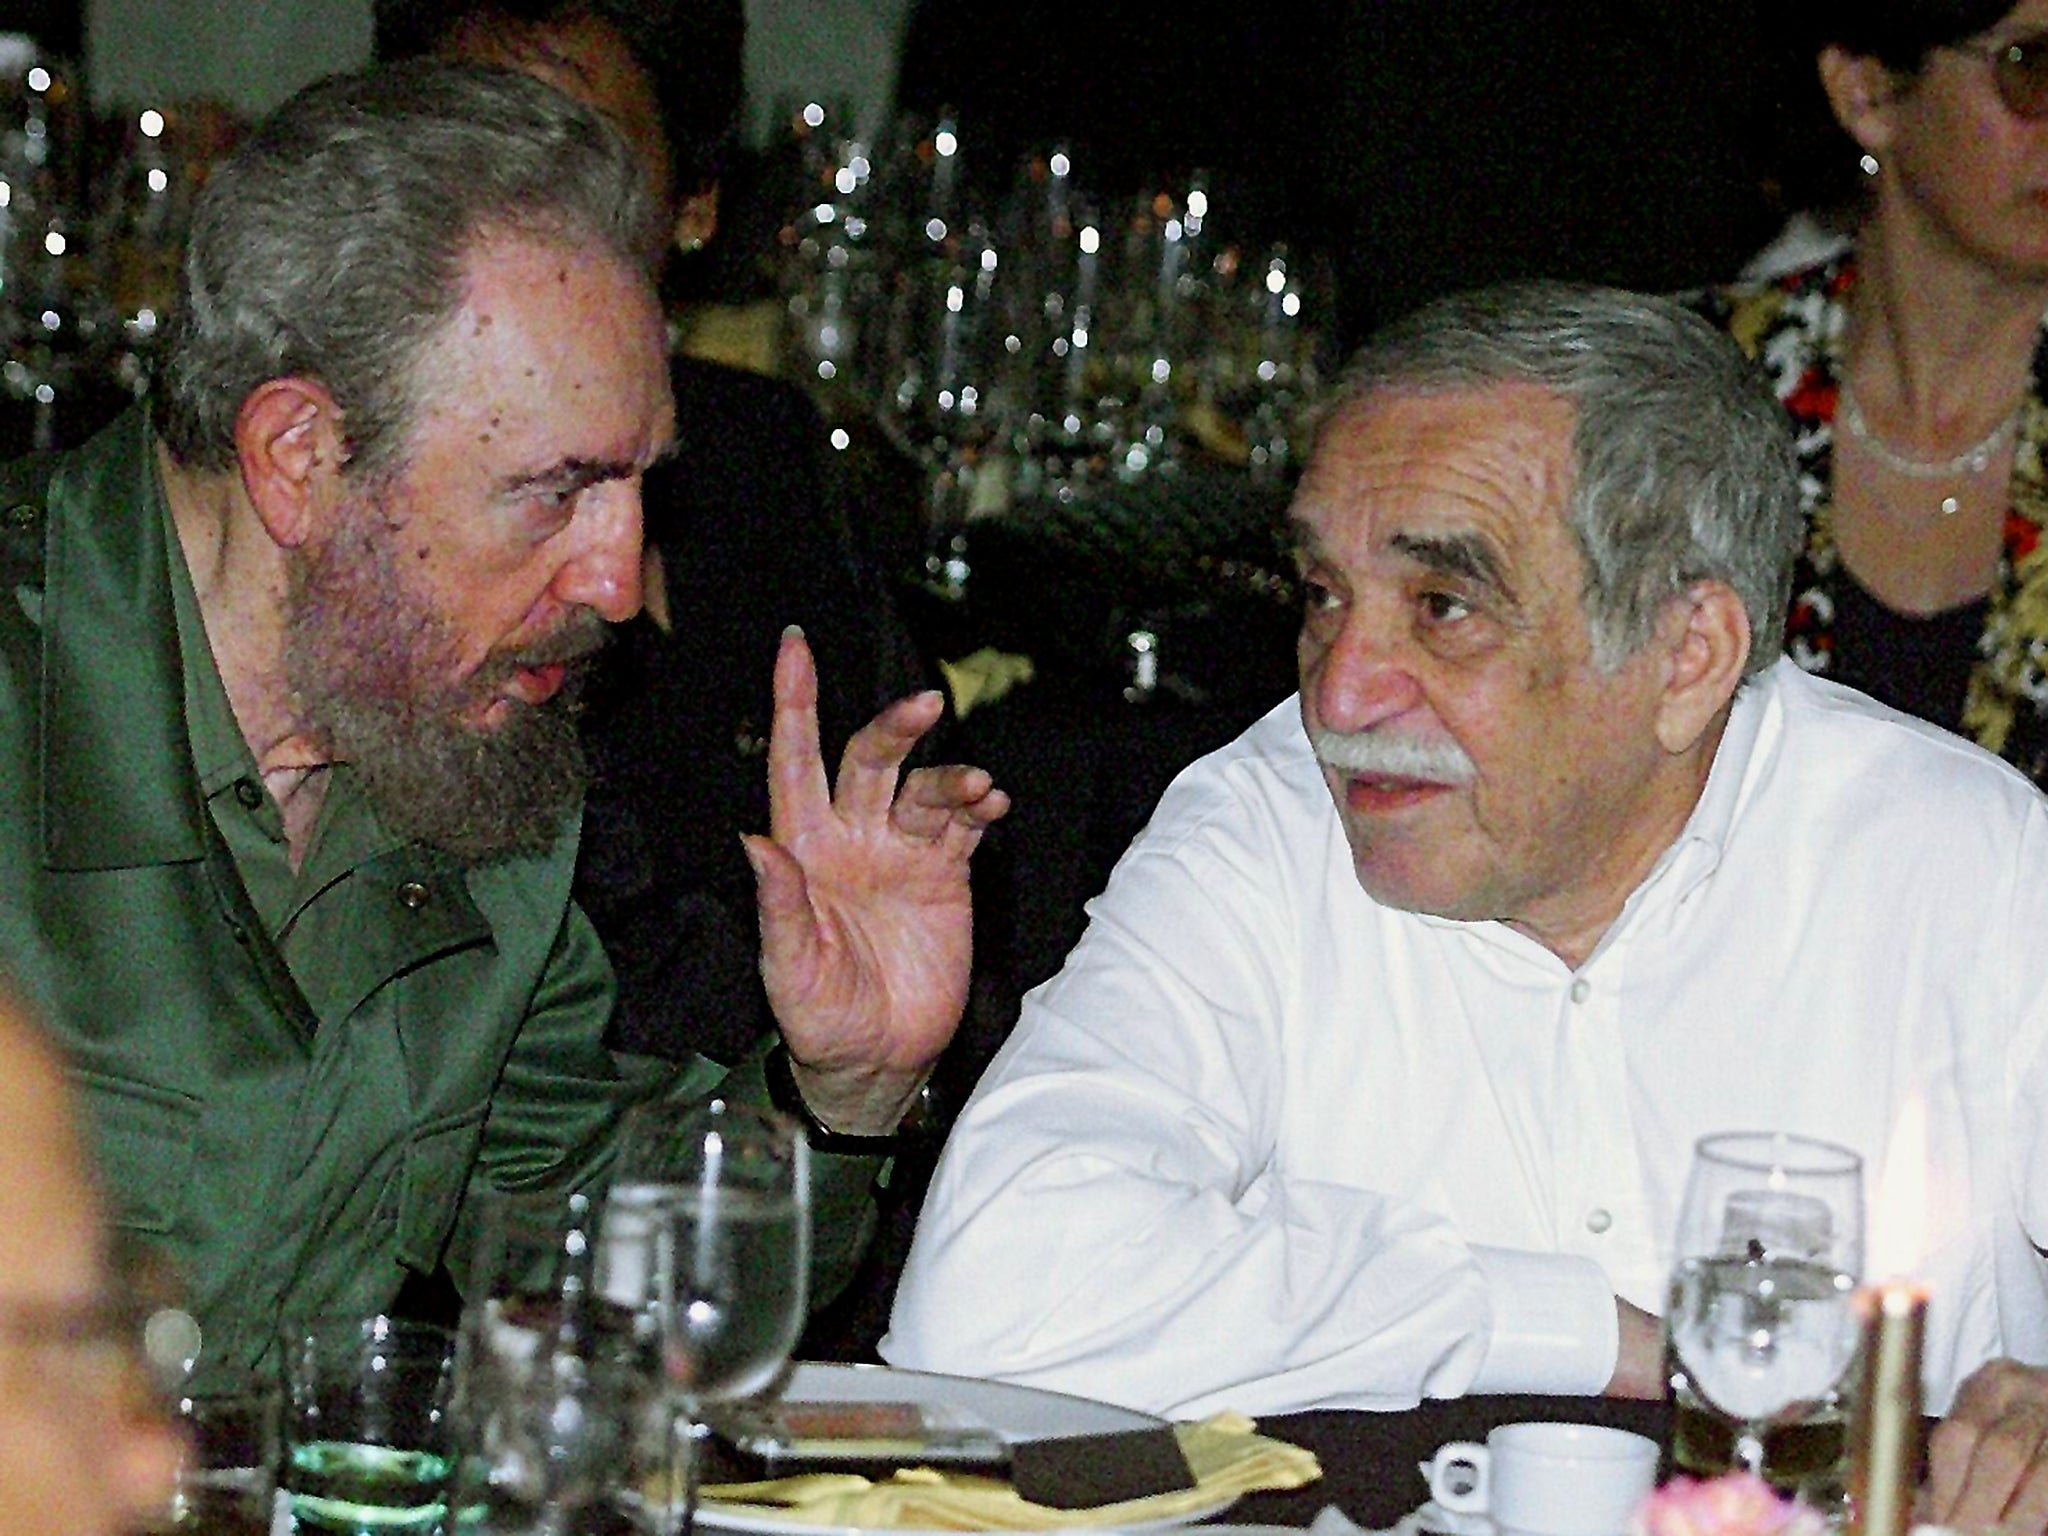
[1838,385,2020,517]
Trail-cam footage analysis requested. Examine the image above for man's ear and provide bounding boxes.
[232,377,348,551]
[1653,580,1751,755]
[1819,44,1902,158]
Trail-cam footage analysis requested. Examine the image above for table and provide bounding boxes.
[1231,1401,1946,1529]
[1228,1397,1672,1528]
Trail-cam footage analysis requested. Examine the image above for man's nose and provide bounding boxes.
[1306,616,1425,734]
[553,485,644,623]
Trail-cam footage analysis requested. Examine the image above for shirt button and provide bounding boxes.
[1586,1208,1613,1235]
[397,881,431,910]
[1569,978,1591,1004]
[234,779,264,810]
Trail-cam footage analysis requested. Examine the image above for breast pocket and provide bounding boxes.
[396,1103,489,1272]
[69,1069,201,1236]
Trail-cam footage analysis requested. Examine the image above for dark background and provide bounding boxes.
[895,0,1790,351]
[16,1,1801,349]
[13,0,80,59]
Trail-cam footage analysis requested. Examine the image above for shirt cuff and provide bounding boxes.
[1466,1246,1619,1395]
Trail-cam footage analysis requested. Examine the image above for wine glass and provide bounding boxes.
[599,1099,811,1535]
[1665,1131,1864,1495]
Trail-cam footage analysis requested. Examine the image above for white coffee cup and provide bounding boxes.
[1422,1422,1659,1536]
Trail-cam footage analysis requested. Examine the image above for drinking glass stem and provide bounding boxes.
[1735,1425,1767,1476]
[670,1410,710,1536]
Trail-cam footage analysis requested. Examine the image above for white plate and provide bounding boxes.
[694,1361,1238,1536]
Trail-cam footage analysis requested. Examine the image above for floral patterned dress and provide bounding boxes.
[1706,253,2048,786]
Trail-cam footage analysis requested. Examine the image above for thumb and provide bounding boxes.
[745,832,817,978]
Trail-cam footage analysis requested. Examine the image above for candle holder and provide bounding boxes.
[1847,1281,1927,1536]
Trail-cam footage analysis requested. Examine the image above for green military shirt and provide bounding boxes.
[0,409,877,1380]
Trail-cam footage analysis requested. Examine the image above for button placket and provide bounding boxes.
[1556,963,1635,1264]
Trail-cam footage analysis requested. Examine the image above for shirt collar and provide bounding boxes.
[40,410,212,872]
[165,479,259,801]
[1403,658,1788,965]
[1641,656,1783,898]
[1584,655,1787,955]
[162,460,412,880]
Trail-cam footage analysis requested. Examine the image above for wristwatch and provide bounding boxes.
[763,1042,936,1156]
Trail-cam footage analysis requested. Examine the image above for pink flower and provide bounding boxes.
[1629,1474,1829,1536]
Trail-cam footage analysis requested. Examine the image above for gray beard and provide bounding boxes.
[281,505,605,866]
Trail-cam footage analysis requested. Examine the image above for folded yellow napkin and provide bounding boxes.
[674,300,785,377]
[938,648,1036,719]
[699,1411,1321,1530]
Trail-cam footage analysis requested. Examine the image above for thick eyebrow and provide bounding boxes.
[1389,529,1510,599]
[507,454,652,499]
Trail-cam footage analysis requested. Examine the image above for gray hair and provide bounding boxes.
[1332,281,1803,677]
[153,60,663,481]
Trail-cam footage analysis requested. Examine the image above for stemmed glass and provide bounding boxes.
[1665,1131,1864,1491]
[600,1099,811,1536]
[449,1188,633,1535]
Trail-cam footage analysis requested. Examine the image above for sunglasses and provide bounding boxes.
[1949,31,2048,119]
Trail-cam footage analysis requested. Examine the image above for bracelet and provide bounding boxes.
[764,1043,926,1156]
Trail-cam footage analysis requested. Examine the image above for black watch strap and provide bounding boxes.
[764,1042,908,1156]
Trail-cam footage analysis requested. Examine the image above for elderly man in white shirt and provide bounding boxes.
[883,281,2048,1529]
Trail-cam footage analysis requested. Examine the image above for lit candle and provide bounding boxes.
[1848,1281,1926,1536]
[1849,1096,1929,1536]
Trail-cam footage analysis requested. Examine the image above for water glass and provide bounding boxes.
[282,1315,458,1534]
[165,1379,282,1536]
[601,1100,811,1535]
[450,1189,636,1535]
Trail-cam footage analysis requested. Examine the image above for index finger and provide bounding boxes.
[767,626,831,843]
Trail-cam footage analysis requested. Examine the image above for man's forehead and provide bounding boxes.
[454,224,654,311]
[407,231,671,462]
[1293,382,1577,548]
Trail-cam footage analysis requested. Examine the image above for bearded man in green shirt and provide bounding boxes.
[0,62,1005,1383]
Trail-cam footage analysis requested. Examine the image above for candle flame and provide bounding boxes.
[1869,1094,1928,1280]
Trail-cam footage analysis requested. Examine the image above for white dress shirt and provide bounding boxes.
[883,660,2048,1418]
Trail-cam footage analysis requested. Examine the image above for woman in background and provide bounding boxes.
[1707,1,2048,782]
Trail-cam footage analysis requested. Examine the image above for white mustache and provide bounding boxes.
[1310,727,1475,783]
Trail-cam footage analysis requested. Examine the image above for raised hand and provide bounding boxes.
[745,628,1008,1136]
